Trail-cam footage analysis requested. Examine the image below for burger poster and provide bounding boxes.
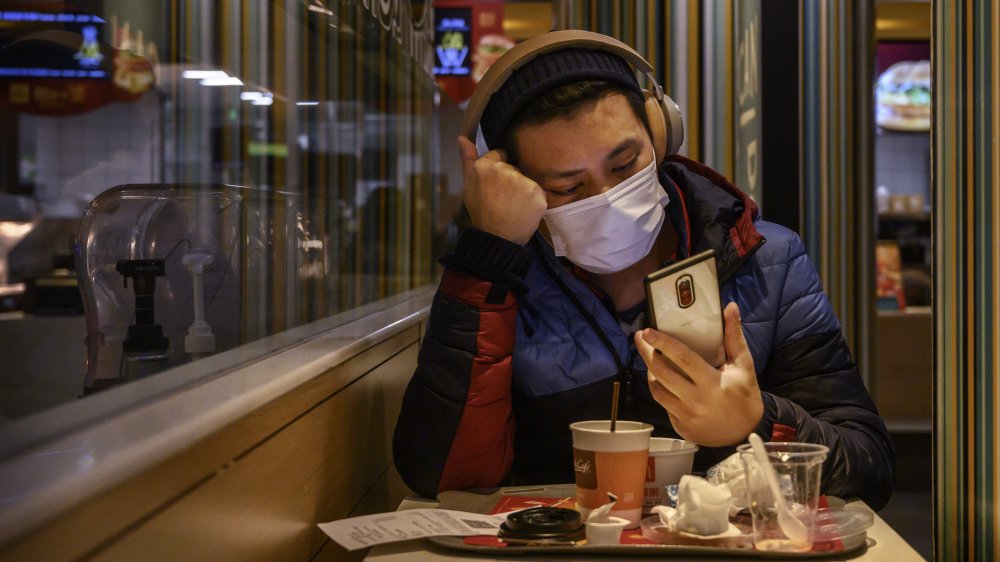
[875,43,930,132]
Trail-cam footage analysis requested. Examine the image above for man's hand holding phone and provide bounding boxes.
[634,302,764,447]
[458,136,547,245]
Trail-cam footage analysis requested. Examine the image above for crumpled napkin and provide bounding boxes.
[706,451,750,516]
[650,474,737,537]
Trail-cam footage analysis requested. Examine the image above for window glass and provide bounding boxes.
[0,1,453,421]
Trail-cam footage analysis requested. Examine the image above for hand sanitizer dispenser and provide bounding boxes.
[181,252,216,358]
[116,258,170,380]
[77,185,243,392]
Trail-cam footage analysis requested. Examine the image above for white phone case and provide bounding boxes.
[644,249,725,367]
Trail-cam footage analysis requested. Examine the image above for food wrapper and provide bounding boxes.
[706,451,749,516]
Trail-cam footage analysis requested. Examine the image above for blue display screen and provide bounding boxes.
[0,11,108,79]
[433,8,471,77]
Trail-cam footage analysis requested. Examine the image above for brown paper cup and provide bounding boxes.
[570,420,653,528]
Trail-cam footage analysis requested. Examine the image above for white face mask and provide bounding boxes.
[543,158,669,274]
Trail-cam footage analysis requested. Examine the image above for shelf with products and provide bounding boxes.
[875,126,931,309]
[878,212,930,268]
[876,306,931,317]
[878,211,929,223]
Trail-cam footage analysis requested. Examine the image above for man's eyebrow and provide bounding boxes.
[539,138,640,180]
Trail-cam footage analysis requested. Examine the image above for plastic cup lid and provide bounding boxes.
[812,505,875,542]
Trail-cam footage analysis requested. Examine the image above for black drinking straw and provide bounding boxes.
[610,381,620,432]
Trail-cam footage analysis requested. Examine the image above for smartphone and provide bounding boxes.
[644,249,725,367]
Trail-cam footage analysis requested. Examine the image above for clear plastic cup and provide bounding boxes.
[736,442,829,552]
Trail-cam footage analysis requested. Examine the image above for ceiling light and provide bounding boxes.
[201,77,244,86]
[182,70,230,79]
[308,5,333,16]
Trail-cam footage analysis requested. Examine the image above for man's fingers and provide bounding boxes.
[478,147,507,164]
[634,331,694,398]
[639,328,707,377]
[634,330,683,378]
[648,377,683,413]
[459,135,510,174]
[457,136,478,170]
[723,302,754,371]
[633,328,658,365]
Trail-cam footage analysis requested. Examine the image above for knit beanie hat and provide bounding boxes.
[478,47,643,148]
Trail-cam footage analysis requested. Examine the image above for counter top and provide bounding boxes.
[0,287,434,547]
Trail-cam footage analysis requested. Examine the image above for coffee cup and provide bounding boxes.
[570,420,653,528]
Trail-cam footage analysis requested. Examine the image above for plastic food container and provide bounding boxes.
[812,505,875,547]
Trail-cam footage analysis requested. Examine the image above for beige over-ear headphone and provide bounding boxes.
[461,29,684,163]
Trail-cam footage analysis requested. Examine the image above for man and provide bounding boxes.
[393,33,894,510]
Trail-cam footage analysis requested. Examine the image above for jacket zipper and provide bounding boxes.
[531,238,630,397]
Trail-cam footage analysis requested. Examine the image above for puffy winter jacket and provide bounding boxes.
[393,155,895,510]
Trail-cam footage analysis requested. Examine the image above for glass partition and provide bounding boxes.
[0,1,456,425]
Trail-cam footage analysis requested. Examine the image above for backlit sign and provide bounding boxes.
[0,11,109,79]
[433,8,471,76]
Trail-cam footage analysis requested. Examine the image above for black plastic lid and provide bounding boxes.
[498,507,585,540]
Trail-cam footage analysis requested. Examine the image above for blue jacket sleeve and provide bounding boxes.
[749,229,895,510]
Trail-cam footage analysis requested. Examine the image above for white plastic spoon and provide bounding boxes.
[748,433,808,544]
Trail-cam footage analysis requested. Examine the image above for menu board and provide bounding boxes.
[0,10,108,79]
[433,8,472,77]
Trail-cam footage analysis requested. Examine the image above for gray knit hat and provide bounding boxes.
[478,48,643,148]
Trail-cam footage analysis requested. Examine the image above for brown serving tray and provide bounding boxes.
[427,484,870,558]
